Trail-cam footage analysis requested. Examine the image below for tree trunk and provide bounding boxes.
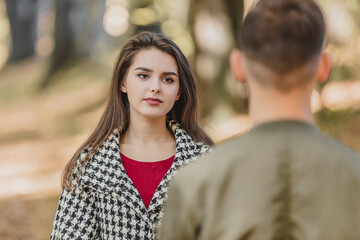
[41,0,105,88]
[189,0,246,120]
[5,0,38,62]
[225,0,244,48]
[48,0,74,77]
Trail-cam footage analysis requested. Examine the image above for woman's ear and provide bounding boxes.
[230,49,246,83]
[120,81,127,93]
[316,52,332,84]
[176,92,180,101]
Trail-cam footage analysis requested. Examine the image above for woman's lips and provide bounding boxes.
[144,98,162,105]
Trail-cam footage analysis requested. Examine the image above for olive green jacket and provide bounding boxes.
[159,120,360,240]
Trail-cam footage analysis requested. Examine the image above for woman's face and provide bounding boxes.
[121,48,180,120]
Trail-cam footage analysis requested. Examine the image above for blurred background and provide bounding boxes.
[0,0,359,239]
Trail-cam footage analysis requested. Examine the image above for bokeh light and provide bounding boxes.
[0,1,5,16]
[0,43,8,70]
[161,19,183,38]
[130,7,157,26]
[346,0,359,11]
[0,16,9,41]
[106,0,127,7]
[194,12,231,56]
[36,35,54,57]
[326,2,356,44]
[103,5,129,36]
[196,54,219,81]
[0,2,8,71]
[173,31,194,57]
[311,89,322,113]
[321,81,360,110]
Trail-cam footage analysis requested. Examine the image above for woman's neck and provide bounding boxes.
[119,115,176,162]
[121,115,173,145]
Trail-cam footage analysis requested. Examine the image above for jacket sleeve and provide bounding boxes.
[159,175,202,240]
[50,188,100,240]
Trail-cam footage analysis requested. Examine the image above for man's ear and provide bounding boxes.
[120,81,127,93]
[316,52,332,84]
[230,49,246,83]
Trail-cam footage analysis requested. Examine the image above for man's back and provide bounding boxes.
[160,120,360,240]
[159,0,360,238]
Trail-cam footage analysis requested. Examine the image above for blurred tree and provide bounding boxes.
[5,0,38,62]
[41,0,105,88]
[189,0,246,120]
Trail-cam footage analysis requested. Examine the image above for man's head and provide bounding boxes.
[230,0,331,91]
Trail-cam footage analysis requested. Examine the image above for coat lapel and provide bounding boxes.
[80,129,151,223]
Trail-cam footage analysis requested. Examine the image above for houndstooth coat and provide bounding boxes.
[51,121,211,240]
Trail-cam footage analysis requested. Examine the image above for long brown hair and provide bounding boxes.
[62,31,214,190]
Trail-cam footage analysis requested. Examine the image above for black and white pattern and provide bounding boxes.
[51,121,211,240]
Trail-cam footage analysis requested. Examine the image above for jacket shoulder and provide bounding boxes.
[71,130,122,192]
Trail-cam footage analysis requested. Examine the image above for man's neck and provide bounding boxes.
[249,85,314,127]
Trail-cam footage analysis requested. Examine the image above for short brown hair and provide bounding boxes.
[240,0,325,89]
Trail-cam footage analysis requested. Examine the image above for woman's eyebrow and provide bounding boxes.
[134,67,152,72]
[163,72,178,77]
[134,67,178,77]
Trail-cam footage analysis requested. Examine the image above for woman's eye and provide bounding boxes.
[163,77,174,83]
[138,73,148,79]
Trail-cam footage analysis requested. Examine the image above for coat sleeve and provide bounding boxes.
[50,188,100,240]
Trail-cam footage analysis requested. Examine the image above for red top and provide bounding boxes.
[121,153,175,208]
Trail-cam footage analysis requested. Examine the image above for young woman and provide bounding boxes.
[50,32,214,239]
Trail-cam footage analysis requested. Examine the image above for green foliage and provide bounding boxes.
[330,64,358,82]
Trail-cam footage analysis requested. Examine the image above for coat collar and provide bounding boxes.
[78,120,210,226]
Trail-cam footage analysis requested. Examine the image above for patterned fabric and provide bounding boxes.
[51,121,211,240]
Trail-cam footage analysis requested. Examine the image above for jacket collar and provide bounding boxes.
[79,120,210,225]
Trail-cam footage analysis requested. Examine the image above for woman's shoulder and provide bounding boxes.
[200,143,212,154]
[71,130,122,189]
[69,147,92,188]
[172,123,212,155]
[191,139,212,155]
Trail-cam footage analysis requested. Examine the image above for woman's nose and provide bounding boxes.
[150,78,161,93]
